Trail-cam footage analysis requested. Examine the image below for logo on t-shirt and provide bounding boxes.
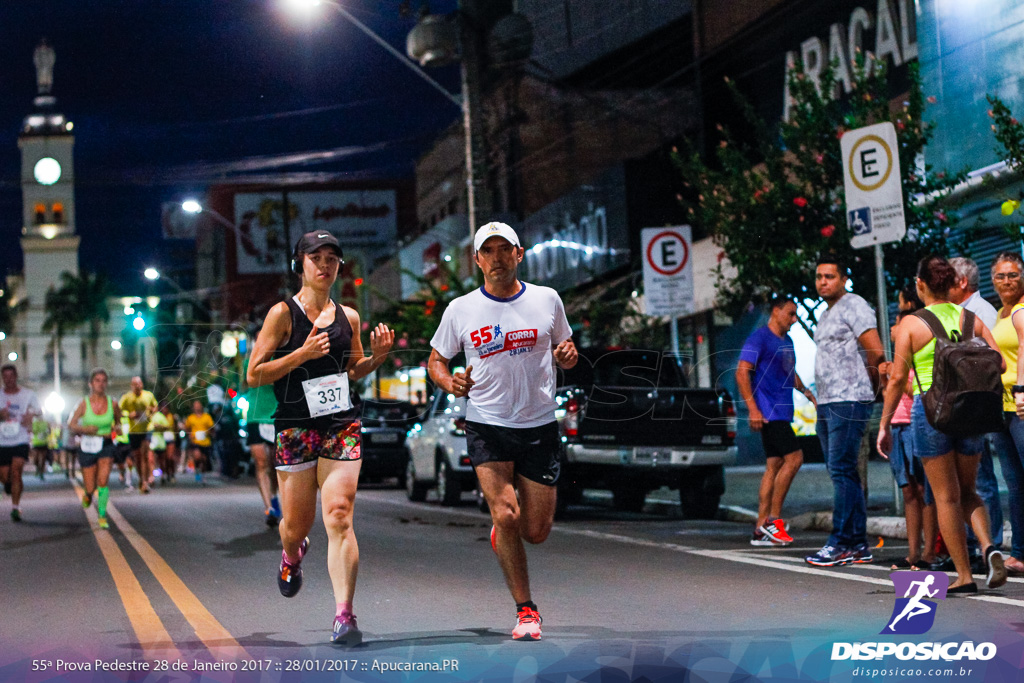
[479,328,538,359]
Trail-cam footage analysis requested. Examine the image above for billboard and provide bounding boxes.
[233,190,397,274]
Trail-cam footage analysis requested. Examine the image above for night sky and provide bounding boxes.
[0,0,461,292]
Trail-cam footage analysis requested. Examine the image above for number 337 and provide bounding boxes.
[317,388,344,404]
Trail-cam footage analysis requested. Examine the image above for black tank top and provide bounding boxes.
[272,296,358,430]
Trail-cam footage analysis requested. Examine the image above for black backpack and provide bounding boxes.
[912,308,1003,437]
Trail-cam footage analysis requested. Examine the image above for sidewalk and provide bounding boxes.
[642,460,1013,544]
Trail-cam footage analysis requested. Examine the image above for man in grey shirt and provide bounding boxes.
[805,255,884,567]
[949,256,1003,554]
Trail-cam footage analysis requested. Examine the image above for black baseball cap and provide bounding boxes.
[294,231,344,260]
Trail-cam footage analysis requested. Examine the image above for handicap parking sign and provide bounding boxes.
[848,207,871,236]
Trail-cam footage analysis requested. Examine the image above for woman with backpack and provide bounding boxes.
[878,255,1007,593]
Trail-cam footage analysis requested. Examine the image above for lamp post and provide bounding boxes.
[144,266,215,318]
[182,198,292,292]
[281,0,482,242]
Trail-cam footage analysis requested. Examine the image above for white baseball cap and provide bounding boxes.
[473,222,521,252]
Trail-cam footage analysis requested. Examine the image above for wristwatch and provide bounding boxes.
[1013,385,1024,395]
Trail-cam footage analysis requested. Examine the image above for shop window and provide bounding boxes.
[52,202,63,223]
[34,203,45,224]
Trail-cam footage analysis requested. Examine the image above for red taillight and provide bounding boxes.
[564,398,579,438]
[459,455,471,467]
[725,403,737,440]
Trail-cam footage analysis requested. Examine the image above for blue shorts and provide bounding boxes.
[911,395,984,458]
[889,424,925,487]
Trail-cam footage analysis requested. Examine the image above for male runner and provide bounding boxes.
[736,297,814,546]
[428,222,577,641]
[0,364,41,521]
[118,376,158,493]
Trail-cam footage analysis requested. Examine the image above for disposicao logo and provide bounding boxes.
[830,572,997,662]
[883,571,947,635]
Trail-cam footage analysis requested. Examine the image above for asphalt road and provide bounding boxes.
[3,469,1024,683]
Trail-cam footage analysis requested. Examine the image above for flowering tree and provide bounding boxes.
[987,95,1024,227]
[674,61,966,330]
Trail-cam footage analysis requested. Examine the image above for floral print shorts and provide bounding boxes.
[274,421,361,472]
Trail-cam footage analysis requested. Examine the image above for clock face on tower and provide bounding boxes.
[33,157,61,185]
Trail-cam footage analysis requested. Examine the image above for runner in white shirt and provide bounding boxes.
[0,364,41,522]
[428,222,577,642]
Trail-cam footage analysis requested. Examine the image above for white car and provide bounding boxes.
[404,389,475,506]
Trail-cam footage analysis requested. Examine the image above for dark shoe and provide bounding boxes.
[10,508,21,522]
[265,509,281,527]
[847,544,874,564]
[929,555,954,572]
[805,545,851,567]
[948,582,978,594]
[277,537,309,598]
[985,546,1007,589]
[331,613,362,646]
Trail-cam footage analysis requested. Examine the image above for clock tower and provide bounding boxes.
[15,40,81,382]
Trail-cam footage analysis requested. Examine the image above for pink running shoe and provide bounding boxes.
[512,606,542,641]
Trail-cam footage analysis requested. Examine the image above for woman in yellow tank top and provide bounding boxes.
[988,252,1024,575]
[878,256,1006,593]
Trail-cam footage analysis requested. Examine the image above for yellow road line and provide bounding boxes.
[104,500,251,660]
[71,481,182,662]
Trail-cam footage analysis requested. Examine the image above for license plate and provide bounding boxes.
[701,434,723,445]
[372,433,398,444]
[632,448,658,464]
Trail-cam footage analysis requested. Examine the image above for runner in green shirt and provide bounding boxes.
[244,356,281,526]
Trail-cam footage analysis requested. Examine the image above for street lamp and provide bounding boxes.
[282,0,460,108]
[281,0,484,242]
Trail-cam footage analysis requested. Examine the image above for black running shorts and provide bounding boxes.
[128,433,149,450]
[464,420,561,487]
[0,444,29,467]
[760,420,801,459]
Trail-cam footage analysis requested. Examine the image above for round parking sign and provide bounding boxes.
[645,230,689,276]
[848,134,894,192]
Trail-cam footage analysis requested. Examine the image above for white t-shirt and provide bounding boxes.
[431,283,572,428]
[0,387,41,447]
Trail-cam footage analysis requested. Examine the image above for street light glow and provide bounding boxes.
[124,305,135,315]
[111,340,122,350]
[144,267,160,280]
[44,391,65,416]
[133,316,146,331]
[0,332,6,340]
[7,352,17,361]
[181,200,202,214]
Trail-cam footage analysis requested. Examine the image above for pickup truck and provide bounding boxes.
[405,348,736,518]
[556,348,737,518]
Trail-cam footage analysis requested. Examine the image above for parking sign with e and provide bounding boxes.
[642,226,694,317]
[841,122,906,249]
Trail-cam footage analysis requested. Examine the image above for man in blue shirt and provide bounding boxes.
[736,298,815,546]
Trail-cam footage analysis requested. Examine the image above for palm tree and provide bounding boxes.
[71,271,112,368]
[0,286,24,337]
[43,271,113,376]
[43,275,80,386]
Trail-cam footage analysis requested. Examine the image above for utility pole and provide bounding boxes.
[460,0,490,241]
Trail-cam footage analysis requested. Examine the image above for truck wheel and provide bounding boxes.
[474,485,490,514]
[396,449,409,490]
[405,459,428,502]
[679,465,725,520]
[437,458,461,506]
[611,485,647,513]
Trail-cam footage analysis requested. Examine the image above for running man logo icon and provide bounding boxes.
[881,571,949,635]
